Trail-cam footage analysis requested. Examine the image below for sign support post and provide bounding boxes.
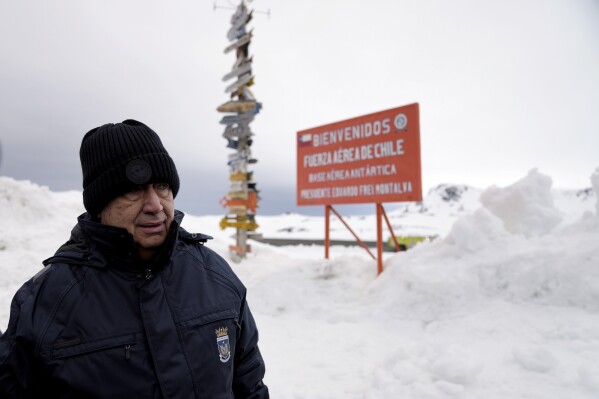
[376,203,383,275]
[322,203,399,275]
[325,205,330,260]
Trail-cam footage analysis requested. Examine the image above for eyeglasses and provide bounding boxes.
[123,183,171,201]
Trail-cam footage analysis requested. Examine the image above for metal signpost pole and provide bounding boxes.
[325,205,330,259]
[376,203,384,275]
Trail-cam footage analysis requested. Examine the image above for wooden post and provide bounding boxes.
[237,228,247,257]
[218,1,260,261]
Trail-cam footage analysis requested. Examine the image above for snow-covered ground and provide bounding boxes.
[1,169,598,398]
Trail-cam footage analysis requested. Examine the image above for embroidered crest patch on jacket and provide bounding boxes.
[215,326,231,363]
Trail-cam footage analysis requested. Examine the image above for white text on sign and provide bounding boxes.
[300,182,413,200]
[308,164,397,183]
[311,118,392,147]
[303,140,404,168]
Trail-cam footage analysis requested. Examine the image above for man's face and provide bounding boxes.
[99,183,175,261]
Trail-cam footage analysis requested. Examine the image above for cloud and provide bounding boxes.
[1,0,598,216]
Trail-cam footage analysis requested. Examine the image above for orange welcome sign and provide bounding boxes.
[297,103,422,206]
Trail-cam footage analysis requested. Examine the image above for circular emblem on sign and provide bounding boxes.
[125,159,152,185]
[394,113,408,130]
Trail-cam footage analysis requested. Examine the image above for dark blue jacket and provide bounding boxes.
[0,212,268,398]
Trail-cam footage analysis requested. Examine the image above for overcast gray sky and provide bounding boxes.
[1,0,598,216]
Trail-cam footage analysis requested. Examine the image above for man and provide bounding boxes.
[0,119,269,398]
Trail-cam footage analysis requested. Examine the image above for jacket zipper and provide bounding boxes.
[135,268,153,288]
[52,338,135,360]
[144,268,153,280]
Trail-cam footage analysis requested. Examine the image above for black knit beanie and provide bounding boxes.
[80,119,180,216]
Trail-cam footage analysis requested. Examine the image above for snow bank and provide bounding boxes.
[480,169,563,237]
[376,170,599,310]
[0,177,84,326]
[365,169,599,398]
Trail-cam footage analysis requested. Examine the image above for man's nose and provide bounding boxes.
[142,186,163,213]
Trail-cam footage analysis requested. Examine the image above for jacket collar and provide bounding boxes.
[44,211,186,272]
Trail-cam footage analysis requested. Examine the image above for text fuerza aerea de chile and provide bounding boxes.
[303,140,404,168]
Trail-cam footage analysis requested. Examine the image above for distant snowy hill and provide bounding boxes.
[255,178,595,242]
[1,169,599,398]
